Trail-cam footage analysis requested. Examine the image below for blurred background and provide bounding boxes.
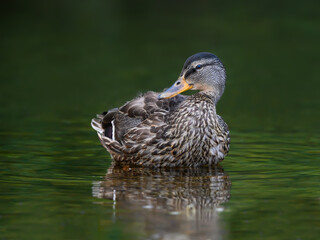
[1,0,319,132]
[0,1,319,240]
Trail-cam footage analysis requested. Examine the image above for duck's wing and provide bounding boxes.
[91,91,186,154]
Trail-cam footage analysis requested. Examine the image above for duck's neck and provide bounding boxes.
[197,91,220,105]
[198,81,225,103]
[186,92,217,118]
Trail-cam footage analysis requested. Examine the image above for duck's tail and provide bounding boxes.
[91,114,105,136]
[91,114,110,149]
[91,109,124,155]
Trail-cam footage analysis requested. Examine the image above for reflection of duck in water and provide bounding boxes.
[91,52,230,167]
[92,165,231,240]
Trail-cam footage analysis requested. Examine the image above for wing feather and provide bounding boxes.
[91,91,186,156]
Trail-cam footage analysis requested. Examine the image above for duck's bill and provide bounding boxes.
[158,78,193,99]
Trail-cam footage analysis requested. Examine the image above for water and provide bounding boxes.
[1,1,320,240]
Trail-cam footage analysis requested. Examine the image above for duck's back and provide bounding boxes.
[92,91,186,145]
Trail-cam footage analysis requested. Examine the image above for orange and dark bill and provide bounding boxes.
[158,78,193,99]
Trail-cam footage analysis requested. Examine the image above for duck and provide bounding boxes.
[91,52,230,167]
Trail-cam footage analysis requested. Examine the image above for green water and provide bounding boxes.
[1,1,319,239]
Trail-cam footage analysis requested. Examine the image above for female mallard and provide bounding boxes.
[91,52,230,167]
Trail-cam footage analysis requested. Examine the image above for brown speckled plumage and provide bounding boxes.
[92,52,230,167]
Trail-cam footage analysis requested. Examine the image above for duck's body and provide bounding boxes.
[92,52,230,167]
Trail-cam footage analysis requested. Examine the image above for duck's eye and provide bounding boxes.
[195,64,203,70]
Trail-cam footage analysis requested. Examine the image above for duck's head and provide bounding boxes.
[158,52,226,103]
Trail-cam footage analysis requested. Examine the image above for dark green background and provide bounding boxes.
[1,1,319,239]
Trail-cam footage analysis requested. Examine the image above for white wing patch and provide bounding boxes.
[111,120,115,141]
